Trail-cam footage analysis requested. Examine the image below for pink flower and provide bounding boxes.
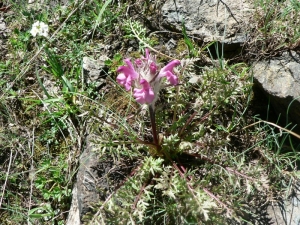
[116,49,181,106]
[158,60,181,85]
[117,59,139,91]
[133,79,155,104]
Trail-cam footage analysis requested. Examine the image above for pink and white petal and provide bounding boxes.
[116,73,126,85]
[145,48,150,60]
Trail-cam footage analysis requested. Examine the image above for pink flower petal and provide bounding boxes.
[158,60,180,85]
[162,59,181,72]
[133,79,155,104]
[117,58,139,80]
[164,71,178,85]
[117,58,140,90]
[116,73,132,91]
[149,62,157,75]
[135,59,143,67]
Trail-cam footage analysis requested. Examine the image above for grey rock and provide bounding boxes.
[67,129,104,224]
[67,109,117,223]
[42,78,60,97]
[75,135,100,222]
[66,185,80,225]
[252,51,300,125]
[266,184,300,225]
[166,38,177,50]
[162,0,254,45]
[82,56,108,89]
[27,0,69,9]
[0,17,10,38]
[0,21,6,31]
[0,17,9,61]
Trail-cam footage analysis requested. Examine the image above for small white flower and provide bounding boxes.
[30,21,49,37]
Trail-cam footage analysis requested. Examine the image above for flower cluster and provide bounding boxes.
[116,49,180,105]
[30,21,49,37]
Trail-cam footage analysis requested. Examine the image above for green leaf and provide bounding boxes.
[182,20,197,57]
[36,67,51,98]
[92,0,113,37]
[43,190,51,200]
[29,213,52,218]
[44,47,64,78]
[61,75,74,92]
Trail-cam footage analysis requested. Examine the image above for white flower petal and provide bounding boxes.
[30,21,49,37]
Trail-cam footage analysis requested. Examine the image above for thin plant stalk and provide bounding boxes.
[0,150,13,209]
[149,105,159,149]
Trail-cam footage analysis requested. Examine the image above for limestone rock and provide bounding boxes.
[75,136,100,222]
[0,18,7,31]
[0,17,10,61]
[82,56,108,89]
[266,181,300,225]
[162,0,254,44]
[67,133,101,224]
[66,186,80,225]
[252,51,300,125]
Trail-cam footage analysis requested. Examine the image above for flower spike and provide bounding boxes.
[116,50,180,105]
